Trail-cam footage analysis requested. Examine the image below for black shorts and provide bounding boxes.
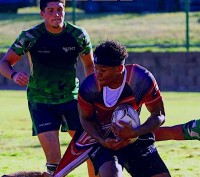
[28,100,80,136]
[89,133,169,176]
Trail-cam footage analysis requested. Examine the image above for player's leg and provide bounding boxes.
[124,133,170,177]
[87,159,98,177]
[28,102,62,175]
[99,160,123,177]
[38,131,61,174]
[90,147,123,177]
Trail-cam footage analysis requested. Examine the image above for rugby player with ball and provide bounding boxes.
[78,40,171,177]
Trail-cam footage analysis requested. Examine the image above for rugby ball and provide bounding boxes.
[112,104,140,142]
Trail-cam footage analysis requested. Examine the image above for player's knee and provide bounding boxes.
[99,158,123,177]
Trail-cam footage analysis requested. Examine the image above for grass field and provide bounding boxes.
[0,91,200,176]
[0,5,200,177]
[0,7,200,52]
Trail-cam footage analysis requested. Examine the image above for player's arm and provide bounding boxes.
[117,100,165,140]
[80,51,94,77]
[154,119,200,141]
[135,67,165,137]
[153,125,184,141]
[0,48,29,86]
[0,48,21,78]
[78,103,129,150]
[78,104,105,145]
[79,28,94,77]
[142,99,166,134]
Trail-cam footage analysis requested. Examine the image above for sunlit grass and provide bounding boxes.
[0,91,200,176]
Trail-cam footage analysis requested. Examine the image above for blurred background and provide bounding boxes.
[0,0,200,91]
[0,0,199,14]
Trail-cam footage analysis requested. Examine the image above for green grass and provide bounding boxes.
[0,91,200,176]
[0,7,200,52]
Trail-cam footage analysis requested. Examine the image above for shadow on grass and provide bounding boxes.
[20,142,69,149]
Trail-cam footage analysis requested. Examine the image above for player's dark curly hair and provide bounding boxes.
[94,40,128,66]
[40,0,66,11]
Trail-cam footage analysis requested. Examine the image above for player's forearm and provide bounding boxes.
[80,51,94,77]
[0,59,16,80]
[80,118,104,144]
[136,114,165,137]
[154,125,185,141]
[84,65,94,77]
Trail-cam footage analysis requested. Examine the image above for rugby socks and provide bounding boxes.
[46,163,58,175]
[182,119,200,140]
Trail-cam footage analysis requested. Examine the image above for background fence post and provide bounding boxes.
[185,0,190,52]
[72,0,76,25]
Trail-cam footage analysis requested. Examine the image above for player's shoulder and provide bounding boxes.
[80,73,97,89]
[11,23,45,55]
[125,64,155,85]
[19,23,45,39]
[126,64,150,77]
[125,63,148,72]
[64,22,88,35]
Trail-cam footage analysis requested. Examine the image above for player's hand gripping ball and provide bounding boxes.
[112,104,140,142]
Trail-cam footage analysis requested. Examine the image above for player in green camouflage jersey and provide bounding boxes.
[154,119,200,141]
[12,21,90,104]
[0,0,96,176]
[11,13,92,104]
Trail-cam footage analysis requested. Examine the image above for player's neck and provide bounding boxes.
[45,23,64,34]
[108,70,126,89]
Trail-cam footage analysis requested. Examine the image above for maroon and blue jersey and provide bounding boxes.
[78,64,162,127]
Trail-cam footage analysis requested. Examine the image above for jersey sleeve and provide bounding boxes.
[130,64,162,107]
[140,68,162,106]
[78,28,92,55]
[143,78,162,107]
[66,22,92,56]
[11,30,36,56]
